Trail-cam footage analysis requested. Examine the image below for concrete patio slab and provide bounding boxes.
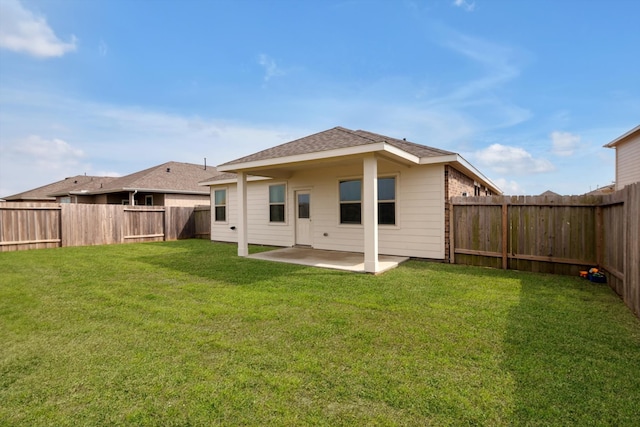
[247,247,409,274]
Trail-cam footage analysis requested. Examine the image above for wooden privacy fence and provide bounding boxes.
[450,182,640,317]
[0,203,212,252]
[194,206,211,239]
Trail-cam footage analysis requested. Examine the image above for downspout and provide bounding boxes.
[130,190,138,205]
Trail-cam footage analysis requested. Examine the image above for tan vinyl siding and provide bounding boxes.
[378,165,445,258]
[247,182,294,246]
[616,136,640,189]
[210,185,237,243]
[209,159,446,259]
[164,193,209,207]
[210,182,294,246]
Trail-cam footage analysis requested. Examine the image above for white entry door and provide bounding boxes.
[295,191,312,246]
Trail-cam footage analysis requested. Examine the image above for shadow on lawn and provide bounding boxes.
[138,240,346,286]
[402,261,640,424]
[500,272,640,425]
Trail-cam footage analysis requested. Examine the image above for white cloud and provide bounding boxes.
[424,28,531,133]
[492,178,526,195]
[0,0,77,58]
[0,87,309,196]
[439,32,521,100]
[453,0,475,12]
[474,143,555,175]
[550,130,580,156]
[0,135,88,196]
[258,53,285,81]
[14,135,84,161]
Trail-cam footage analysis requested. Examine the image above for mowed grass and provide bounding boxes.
[1,240,639,426]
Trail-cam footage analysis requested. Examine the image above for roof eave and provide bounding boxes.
[437,154,503,195]
[68,188,209,196]
[199,176,271,186]
[604,124,640,148]
[217,142,420,173]
[5,196,57,201]
[121,188,209,195]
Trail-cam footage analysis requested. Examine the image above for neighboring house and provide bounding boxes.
[604,124,640,191]
[2,175,114,203]
[201,126,501,273]
[4,161,220,207]
[585,184,615,196]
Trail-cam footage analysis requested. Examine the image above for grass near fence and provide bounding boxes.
[1,240,639,426]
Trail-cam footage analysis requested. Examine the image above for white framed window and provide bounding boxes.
[145,195,153,206]
[269,184,286,223]
[338,176,397,225]
[378,177,396,225]
[214,189,227,222]
[339,179,362,224]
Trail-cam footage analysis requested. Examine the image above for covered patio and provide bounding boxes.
[204,127,501,274]
[247,247,409,274]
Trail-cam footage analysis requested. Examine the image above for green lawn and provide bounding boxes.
[1,240,639,426]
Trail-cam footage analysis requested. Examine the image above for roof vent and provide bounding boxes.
[166,168,171,173]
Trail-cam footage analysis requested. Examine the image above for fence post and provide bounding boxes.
[449,202,455,264]
[59,204,64,247]
[501,201,508,270]
[163,208,168,241]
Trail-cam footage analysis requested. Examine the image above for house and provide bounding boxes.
[604,124,640,191]
[4,161,221,207]
[2,175,115,203]
[201,126,501,273]
[585,184,615,196]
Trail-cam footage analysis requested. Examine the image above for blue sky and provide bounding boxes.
[1,0,638,197]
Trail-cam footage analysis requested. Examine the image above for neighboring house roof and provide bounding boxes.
[585,184,615,196]
[52,161,220,196]
[3,175,111,201]
[603,124,640,148]
[210,126,501,194]
[5,161,222,201]
[539,190,561,197]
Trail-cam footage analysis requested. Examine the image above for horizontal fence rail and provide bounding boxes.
[451,182,639,318]
[0,203,212,251]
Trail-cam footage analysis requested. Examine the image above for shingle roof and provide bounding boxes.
[220,126,454,166]
[353,129,454,157]
[199,172,239,183]
[4,162,223,200]
[98,161,220,194]
[3,175,111,201]
[47,176,119,196]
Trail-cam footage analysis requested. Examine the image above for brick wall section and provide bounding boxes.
[444,166,495,262]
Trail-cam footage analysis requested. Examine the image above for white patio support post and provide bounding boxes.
[237,171,249,257]
[363,154,379,273]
